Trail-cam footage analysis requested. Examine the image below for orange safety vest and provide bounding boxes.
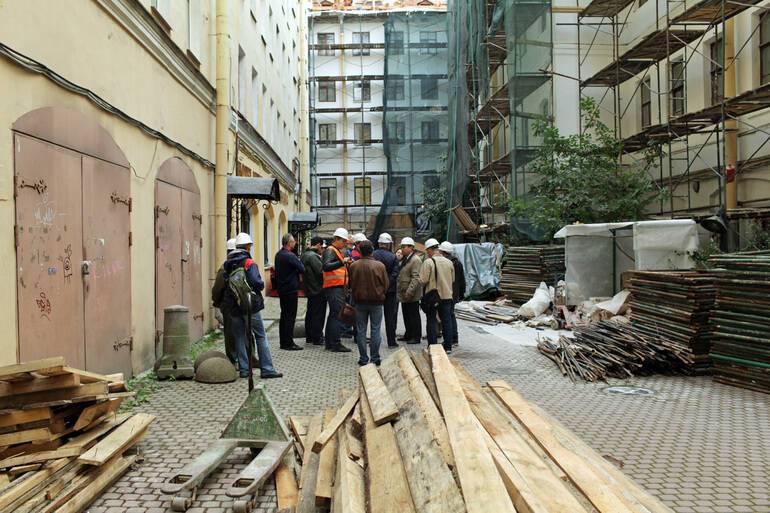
[323,246,347,288]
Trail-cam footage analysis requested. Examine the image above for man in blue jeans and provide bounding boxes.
[348,240,388,366]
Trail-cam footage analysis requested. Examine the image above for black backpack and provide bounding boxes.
[228,263,264,314]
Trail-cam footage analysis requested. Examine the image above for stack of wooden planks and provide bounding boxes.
[288,346,675,513]
[500,245,565,305]
[0,357,155,512]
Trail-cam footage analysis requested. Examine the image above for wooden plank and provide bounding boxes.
[275,459,299,510]
[314,409,337,507]
[55,454,136,513]
[0,374,80,398]
[66,414,130,450]
[377,356,465,513]
[344,420,363,463]
[0,446,83,469]
[0,458,70,510]
[61,367,112,384]
[8,463,42,476]
[0,440,62,462]
[73,399,123,431]
[330,418,365,513]
[0,358,67,381]
[78,413,154,465]
[0,427,52,446]
[409,350,441,411]
[429,345,516,513]
[365,423,416,513]
[312,391,358,453]
[350,403,363,434]
[0,408,51,429]
[0,473,8,487]
[0,383,108,410]
[488,380,674,513]
[296,414,323,513]
[358,364,399,425]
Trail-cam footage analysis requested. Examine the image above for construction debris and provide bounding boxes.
[292,347,675,513]
[500,245,565,305]
[0,357,154,512]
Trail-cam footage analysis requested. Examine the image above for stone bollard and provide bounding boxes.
[156,305,195,379]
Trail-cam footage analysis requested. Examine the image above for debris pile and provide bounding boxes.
[288,347,675,513]
[709,253,770,394]
[538,321,695,382]
[454,299,517,324]
[0,357,154,512]
[500,245,564,305]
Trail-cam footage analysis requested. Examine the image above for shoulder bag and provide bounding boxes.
[420,257,440,313]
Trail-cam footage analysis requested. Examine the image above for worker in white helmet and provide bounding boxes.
[396,236,423,344]
[373,233,399,347]
[439,241,465,347]
[321,228,353,352]
[350,232,367,261]
[419,238,455,353]
[213,238,239,365]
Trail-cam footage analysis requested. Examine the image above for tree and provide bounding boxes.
[507,98,661,237]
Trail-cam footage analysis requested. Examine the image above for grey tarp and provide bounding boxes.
[454,243,505,298]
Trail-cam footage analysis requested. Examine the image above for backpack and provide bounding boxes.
[228,262,265,314]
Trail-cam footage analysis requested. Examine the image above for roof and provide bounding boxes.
[227,176,281,200]
[554,219,696,238]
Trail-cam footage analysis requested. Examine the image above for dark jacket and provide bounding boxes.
[274,248,305,296]
[447,254,466,301]
[219,249,264,315]
[300,248,324,296]
[373,248,398,295]
[349,257,388,305]
[323,246,346,272]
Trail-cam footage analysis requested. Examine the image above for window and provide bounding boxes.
[354,123,372,146]
[352,31,370,56]
[251,69,259,123]
[320,178,337,206]
[319,123,337,147]
[238,46,247,112]
[421,120,439,143]
[420,31,438,55]
[319,82,336,102]
[390,177,407,205]
[421,77,439,100]
[641,77,651,128]
[318,33,335,56]
[354,177,372,205]
[389,30,405,55]
[386,79,405,101]
[670,60,685,116]
[710,37,724,105]
[353,81,371,102]
[187,0,202,57]
[240,202,251,235]
[387,121,406,144]
[761,13,770,84]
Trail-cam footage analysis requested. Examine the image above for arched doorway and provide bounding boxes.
[13,107,132,376]
[155,158,203,351]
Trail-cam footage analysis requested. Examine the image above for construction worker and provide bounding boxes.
[349,240,388,366]
[440,241,465,347]
[419,238,455,353]
[373,232,399,347]
[322,227,353,352]
[301,236,326,346]
[350,233,367,261]
[214,238,238,364]
[274,233,305,350]
[396,236,423,344]
[218,232,282,378]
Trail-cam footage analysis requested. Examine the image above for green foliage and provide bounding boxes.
[119,371,161,412]
[507,98,661,237]
[688,238,722,269]
[190,330,223,361]
[744,219,770,250]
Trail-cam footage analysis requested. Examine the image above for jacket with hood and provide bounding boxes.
[446,254,466,301]
[301,248,324,296]
[219,249,264,315]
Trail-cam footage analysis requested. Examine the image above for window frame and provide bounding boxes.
[353,80,371,102]
[761,12,770,85]
[318,123,337,148]
[640,77,652,128]
[385,79,405,101]
[352,31,370,56]
[387,121,406,144]
[319,178,337,207]
[710,37,724,105]
[318,81,336,102]
[354,177,372,205]
[389,30,405,55]
[420,77,439,100]
[670,60,685,117]
[390,176,407,205]
[420,31,438,55]
[421,120,440,144]
[317,32,335,56]
[354,123,372,146]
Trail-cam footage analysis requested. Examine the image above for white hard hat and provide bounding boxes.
[226,238,236,251]
[424,238,440,249]
[333,227,350,240]
[235,232,253,246]
[439,241,454,253]
[378,232,393,244]
[352,232,367,243]
[400,236,415,246]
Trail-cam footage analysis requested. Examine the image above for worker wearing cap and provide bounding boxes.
[396,236,423,344]
[373,232,399,347]
[301,236,326,346]
[440,241,465,347]
[322,228,353,352]
[212,238,239,364]
[420,238,455,353]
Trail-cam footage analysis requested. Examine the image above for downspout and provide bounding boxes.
[724,18,738,211]
[214,0,230,267]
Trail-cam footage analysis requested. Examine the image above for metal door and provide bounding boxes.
[181,189,203,341]
[14,135,86,368]
[82,157,132,377]
[155,180,183,353]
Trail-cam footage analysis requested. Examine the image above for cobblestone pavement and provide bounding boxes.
[92,299,770,513]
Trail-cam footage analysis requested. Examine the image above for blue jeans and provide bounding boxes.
[355,303,383,365]
[426,300,454,351]
[229,311,277,376]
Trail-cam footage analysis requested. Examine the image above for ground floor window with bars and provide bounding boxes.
[354,177,372,205]
[319,178,337,207]
[354,123,372,146]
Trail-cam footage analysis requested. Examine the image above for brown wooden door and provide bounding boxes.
[155,180,184,351]
[181,188,203,341]
[14,135,86,368]
[82,157,132,377]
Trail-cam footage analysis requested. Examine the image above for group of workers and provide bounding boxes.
[212,227,466,377]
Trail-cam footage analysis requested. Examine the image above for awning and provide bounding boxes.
[227,176,280,201]
[289,211,320,232]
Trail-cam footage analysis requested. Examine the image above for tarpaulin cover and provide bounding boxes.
[454,242,505,298]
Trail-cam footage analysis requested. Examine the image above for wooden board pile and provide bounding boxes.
[453,299,518,324]
[628,271,716,372]
[0,357,155,512]
[709,252,770,394]
[538,321,695,382]
[286,346,675,513]
[500,245,564,305]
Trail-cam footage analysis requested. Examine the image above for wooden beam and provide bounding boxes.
[365,423,416,513]
[409,350,441,411]
[275,458,299,510]
[312,391,358,453]
[0,374,80,398]
[331,418,365,513]
[429,345,516,513]
[0,427,52,447]
[0,358,67,381]
[0,408,51,429]
[0,383,108,410]
[0,447,82,469]
[73,399,123,431]
[0,458,70,510]
[78,413,154,466]
[358,364,399,425]
[552,5,584,13]
[61,367,112,384]
[66,414,131,450]
[314,409,337,507]
[55,455,137,513]
[296,414,323,513]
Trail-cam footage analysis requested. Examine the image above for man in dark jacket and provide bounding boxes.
[218,232,282,379]
[440,241,465,346]
[301,237,326,346]
[322,227,353,352]
[349,240,388,366]
[274,233,305,350]
[373,232,399,347]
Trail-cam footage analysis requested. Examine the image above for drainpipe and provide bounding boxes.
[724,18,738,211]
[214,0,230,267]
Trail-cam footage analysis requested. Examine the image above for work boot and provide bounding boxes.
[327,344,352,353]
[387,342,399,348]
[282,343,303,351]
[261,371,283,379]
[397,335,410,342]
[405,339,421,345]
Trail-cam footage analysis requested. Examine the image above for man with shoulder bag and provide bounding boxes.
[419,238,455,353]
